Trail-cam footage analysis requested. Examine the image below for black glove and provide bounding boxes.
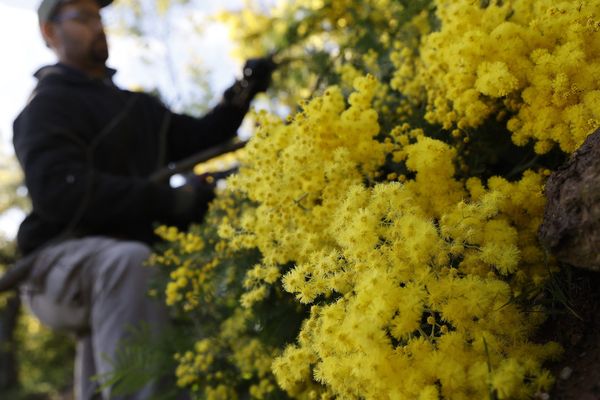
[222,56,276,109]
[243,57,276,94]
[171,175,216,228]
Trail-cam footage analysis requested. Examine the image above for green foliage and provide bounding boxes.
[99,324,195,399]
[0,153,29,216]
[14,315,75,397]
[219,0,435,111]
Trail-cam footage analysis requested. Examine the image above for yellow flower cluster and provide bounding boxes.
[392,0,600,153]
[174,339,218,388]
[153,225,218,309]
[277,168,556,399]
[219,81,560,398]
[173,308,283,399]
[153,188,262,311]
[224,75,388,266]
[155,225,205,254]
[152,1,589,397]
[154,192,290,398]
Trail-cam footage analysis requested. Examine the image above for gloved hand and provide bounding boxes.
[222,56,276,109]
[242,57,276,94]
[171,175,216,227]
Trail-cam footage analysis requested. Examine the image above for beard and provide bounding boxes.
[90,33,109,64]
[61,31,109,71]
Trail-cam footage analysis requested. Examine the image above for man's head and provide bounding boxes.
[38,0,113,77]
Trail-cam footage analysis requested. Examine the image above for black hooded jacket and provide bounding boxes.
[13,63,246,255]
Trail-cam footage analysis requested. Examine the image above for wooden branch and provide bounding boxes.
[0,262,32,293]
[150,140,247,183]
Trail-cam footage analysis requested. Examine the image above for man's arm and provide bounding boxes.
[166,57,276,161]
[166,100,247,161]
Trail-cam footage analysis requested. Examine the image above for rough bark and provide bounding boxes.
[539,128,600,271]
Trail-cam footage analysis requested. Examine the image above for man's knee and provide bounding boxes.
[111,241,152,268]
[93,240,154,295]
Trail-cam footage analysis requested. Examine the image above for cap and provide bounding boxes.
[38,0,113,23]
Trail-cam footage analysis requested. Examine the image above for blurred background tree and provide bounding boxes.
[0,148,29,394]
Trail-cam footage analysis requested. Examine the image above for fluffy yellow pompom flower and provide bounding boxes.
[394,0,600,153]
[475,61,519,98]
[216,76,560,398]
[227,76,387,266]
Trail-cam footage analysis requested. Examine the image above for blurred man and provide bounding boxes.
[12,0,273,398]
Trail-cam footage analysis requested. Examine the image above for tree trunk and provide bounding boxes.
[539,128,600,270]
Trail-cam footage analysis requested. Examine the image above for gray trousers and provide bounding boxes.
[20,236,170,400]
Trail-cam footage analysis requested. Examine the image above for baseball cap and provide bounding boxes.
[38,0,113,23]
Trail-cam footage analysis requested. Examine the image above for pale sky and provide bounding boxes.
[0,0,261,238]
